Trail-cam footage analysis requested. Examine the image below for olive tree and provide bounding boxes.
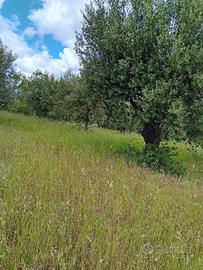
[0,39,17,109]
[76,0,203,147]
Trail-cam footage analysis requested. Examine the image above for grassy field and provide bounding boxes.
[0,111,203,269]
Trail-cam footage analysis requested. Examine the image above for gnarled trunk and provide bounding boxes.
[84,112,90,130]
[84,107,92,130]
[142,121,161,147]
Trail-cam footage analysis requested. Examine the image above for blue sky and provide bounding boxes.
[0,0,88,75]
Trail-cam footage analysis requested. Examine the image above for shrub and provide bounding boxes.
[121,143,186,177]
[9,100,30,115]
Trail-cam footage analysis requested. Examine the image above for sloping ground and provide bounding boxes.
[0,111,203,269]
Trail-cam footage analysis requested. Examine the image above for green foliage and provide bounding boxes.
[17,69,135,132]
[76,0,203,146]
[10,99,31,115]
[138,144,186,177]
[8,73,31,115]
[20,70,81,121]
[49,71,81,121]
[0,39,17,109]
[96,98,136,132]
[120,143,186,177]
[26,70,58,118]
[69,75,98,128]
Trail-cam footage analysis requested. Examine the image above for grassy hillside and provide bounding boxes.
[0,111,203,269]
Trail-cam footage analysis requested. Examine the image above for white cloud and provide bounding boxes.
[28,0,88,46]
[0,15,80,76]
[0,0,89,75]
[0,16,32,58]
[16,49,66,76]
[0,0,5,9]
[23,27,37,38]
[60,47,80,71]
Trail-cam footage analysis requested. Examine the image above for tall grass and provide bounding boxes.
[0,111,203,269]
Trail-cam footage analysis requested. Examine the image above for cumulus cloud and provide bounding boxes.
[28,0,87,46]
[0,16,32,58]
[0,15,80,76]
[16,49,66,76]
[60,47,80,71]
[0,0,90,75]
[23,27,37,39]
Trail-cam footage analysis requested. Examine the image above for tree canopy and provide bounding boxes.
[0,39,17,109]
[76,0,203,146]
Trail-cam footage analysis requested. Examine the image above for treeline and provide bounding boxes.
[15,73,134,131]
[0,40,135,131]
[14,71,137,131]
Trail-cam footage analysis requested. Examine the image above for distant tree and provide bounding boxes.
[76,0,203,147]
[53,70,82,121]
[26,70,83,121]
[10,73,31,115]
[0,39,17,109]
[71,74,99,129]
[26,70,58,118]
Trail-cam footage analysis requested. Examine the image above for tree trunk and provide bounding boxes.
[84,110,90,130]
[142,121,161,147]
[84,117,89,130]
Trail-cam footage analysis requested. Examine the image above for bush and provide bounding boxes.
[9,100,30,115]
[121,143,186,177]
